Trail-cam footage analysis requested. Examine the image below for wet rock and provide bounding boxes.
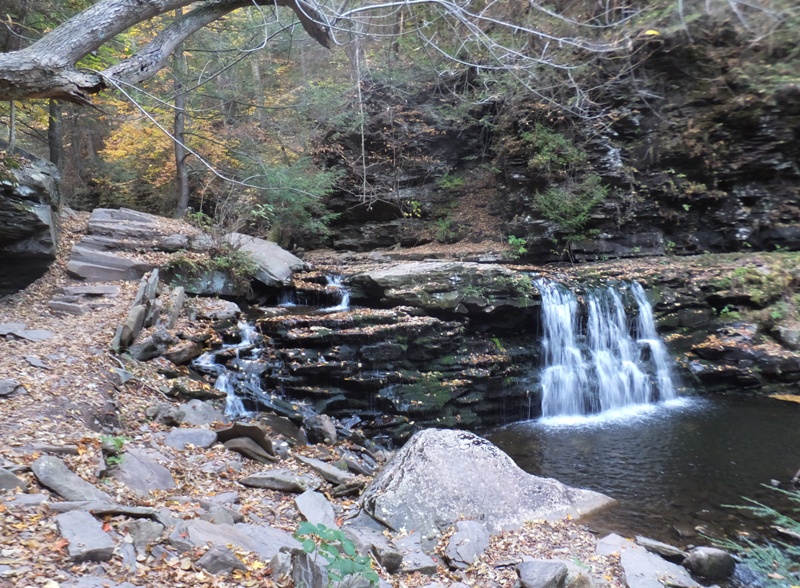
[596,533,636,556]
[239,469,322,493]
[361,429,614,539]
[0,467,26,491]
[445,520,490,569]
[164,428,217,450]
[304,414,338,445]
[223,437,279,464]
[294,454,355,486]
[163,340,204,365]
[635,536,687,562]
[197,545,247,575]
[683,546,736,580]
[31,456,112,502]
[621,545,701,588]
[516,560,568,588]
[55,510,115,562]
[112,448,175,496]
[295,490,337,528]
[128,327,177,360]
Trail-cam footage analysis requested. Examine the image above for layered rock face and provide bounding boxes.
[0,146,62,295]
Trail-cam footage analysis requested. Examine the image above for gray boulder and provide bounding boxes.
[178,399,226,426]
[294,454,355,486]
[304,414,338,445]
[196,545,247,575]
[683,546,736,580]
[0,149,61,296]
[223,232,305,287]
[223,437,278,464]
[516,560,568,588]
[67,245,155,282]
[360,429,614,538]
[31,456,112,502]
[0,378,26,398]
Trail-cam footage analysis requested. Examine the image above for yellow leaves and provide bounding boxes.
[643,29,660,36]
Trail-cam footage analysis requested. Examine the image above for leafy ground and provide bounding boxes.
[0,212,626,588]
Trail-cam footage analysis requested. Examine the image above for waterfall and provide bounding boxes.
[538,280,677,418]
[322,275,350,312]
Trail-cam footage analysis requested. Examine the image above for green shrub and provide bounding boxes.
[533,174,608,239]
[294,522,379,587]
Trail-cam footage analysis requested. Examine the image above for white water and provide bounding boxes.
[322,275,350,312]
[538,280,678,418]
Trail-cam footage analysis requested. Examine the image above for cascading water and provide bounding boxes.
[322,275,350,312]
[537,280,677,418]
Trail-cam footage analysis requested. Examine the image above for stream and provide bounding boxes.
[486,395,800,545]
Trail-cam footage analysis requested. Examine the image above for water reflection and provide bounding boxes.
[486,396,800,544]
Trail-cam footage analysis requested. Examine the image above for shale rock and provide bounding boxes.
[31,456,112,502]
[55,510,115,562]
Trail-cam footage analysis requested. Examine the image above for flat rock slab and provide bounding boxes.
[621,545,702,588]
[169,519,299,560]
[47,501,158,519]
[239,468,322,493]
[67,245,156,282]
[295,490,337,528]
[294,454,355,486]
[636,536,688,561]
[360,429,614,538]
[61,578,140,588]
[395,533,438,575]
[112,449,175,496]
[164,428,218,450]
[55,510,115,562]
[31,456,112,502]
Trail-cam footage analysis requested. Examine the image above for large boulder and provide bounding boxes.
[360,429,614,539]
[222,232,306,287]
[0,147,61,295]
[350,261,538,316]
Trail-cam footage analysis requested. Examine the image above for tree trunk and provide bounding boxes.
[48,99,64,172]
[173,11,190,219]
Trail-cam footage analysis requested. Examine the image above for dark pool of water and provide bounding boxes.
[485,395,800,547]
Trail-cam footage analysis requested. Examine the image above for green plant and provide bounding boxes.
[533,174,608,240]
[437,173,464,190]
[434,216,460,243]
[719,304,741,320]
[507,235,528,258]
[717,487,800,587]
[294,522,379,587]
[166,243,260,291]
[101,435,130,466]
[403,199,423,218]
[491,337,506,353]
[682,203,691,212]
[520,124,585,174]
[186,209,214,231]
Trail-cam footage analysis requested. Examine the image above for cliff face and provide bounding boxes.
[312,18,800,261]
[0,146,62,295]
